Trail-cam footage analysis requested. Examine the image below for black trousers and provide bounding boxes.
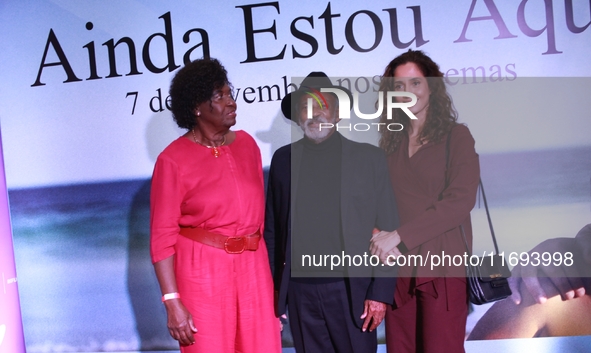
[287,279,377,353]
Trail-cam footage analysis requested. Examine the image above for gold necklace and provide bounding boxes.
[192,129,226,158]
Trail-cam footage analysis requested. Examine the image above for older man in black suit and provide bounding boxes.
[264,72,400,352]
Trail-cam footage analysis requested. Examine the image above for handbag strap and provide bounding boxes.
[441,129,500,255]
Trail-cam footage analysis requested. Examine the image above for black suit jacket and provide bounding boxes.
[264,133,400,328]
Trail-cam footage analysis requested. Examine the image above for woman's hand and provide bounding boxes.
[153,257,197,345]
[164,299,198,346]
[370,230,403,264]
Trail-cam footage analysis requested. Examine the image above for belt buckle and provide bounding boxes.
[224,237,245,254]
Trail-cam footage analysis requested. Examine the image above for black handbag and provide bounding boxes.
[442,130,512,305]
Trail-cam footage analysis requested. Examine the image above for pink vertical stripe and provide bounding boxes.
[0,128,26,352]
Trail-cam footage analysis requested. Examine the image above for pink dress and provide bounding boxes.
[150,130,281,353]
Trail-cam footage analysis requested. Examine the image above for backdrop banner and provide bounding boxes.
[1,0,590,351]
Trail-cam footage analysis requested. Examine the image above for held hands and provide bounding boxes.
[360,300,387,332]
[509,238,585,305]
[370,230,403,264]
[164,299,198,346]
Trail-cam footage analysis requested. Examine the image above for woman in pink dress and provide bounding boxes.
[150,58,281,352]
[370,50,480,352]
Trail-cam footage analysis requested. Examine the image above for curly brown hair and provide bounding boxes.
[378,50,457,154]
[169,58,230,130]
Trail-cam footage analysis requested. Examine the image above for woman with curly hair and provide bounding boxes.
[150,58,280,352]
[370,50,480,353]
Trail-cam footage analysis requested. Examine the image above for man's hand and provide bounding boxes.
[360,300,387,332]
[509,238,585,305]
[279,314,288,331]
[370,230,402,264]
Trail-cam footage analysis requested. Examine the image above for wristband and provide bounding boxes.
[161,292,181,302]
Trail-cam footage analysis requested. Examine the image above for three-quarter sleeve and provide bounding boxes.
[149,131,265,263]
[150,155,182,263]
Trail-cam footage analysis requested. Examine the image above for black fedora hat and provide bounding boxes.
[281,71,353,122]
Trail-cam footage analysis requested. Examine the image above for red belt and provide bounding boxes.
[179,227,260,254]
